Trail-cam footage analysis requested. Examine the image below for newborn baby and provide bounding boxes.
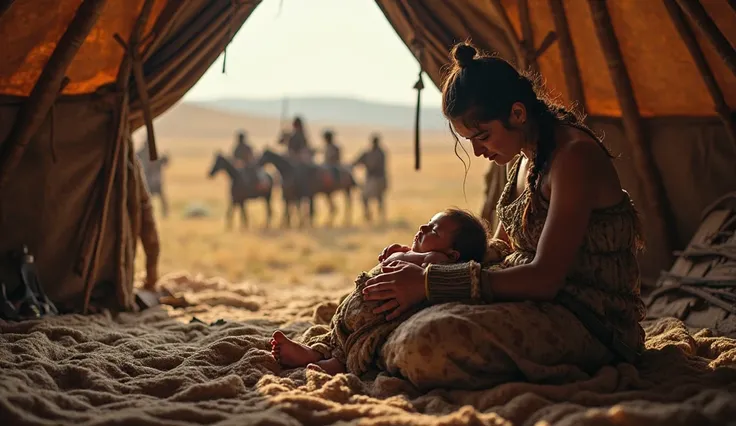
[270,208,489,376]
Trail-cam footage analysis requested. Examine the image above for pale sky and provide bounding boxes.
[183,0,442,107]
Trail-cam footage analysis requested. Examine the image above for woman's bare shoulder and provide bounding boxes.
[550,127,622,207]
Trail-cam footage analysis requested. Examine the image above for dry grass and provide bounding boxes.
[133,126,490,286]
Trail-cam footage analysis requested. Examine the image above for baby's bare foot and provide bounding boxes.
[307,357,346,376]
[270,330,322,368]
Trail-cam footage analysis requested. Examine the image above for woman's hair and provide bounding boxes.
[443,208,489,263]
[442,42,617,232]
[441,42,612,195]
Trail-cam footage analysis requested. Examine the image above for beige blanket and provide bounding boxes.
[1,272,735,425]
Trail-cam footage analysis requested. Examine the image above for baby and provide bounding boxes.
[270,208,489,376]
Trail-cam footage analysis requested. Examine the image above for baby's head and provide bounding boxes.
[411,208,488,262]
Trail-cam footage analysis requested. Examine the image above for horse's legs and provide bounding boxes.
[299,198,310,229]
[281,199,291,229]
[239,202,248,230]
[378,193,386,224]
[308,196,316,227]
[296,198,304,229]
[362,194,371,223]
[325,193,335,228]
[344,188,352,227]
[264,194,272,229]
[226,202,234,230]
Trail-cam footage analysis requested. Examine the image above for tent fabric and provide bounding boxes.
[375,0,736,117]
[0,0,258,311]
[0,97,118,309]
[0,0,168,96]
[0,0,735,309]
[0,0,258,125]
[376,0,736,280]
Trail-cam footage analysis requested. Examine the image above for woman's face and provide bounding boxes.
[449,104,527,165]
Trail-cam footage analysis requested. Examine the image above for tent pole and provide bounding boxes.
[548,0,587,112]
[664,0,736,150]
[117,0,157,160]
[83,0,156,313]
[489,0,526,68]
[674,0,736,78]
[0,0,107,191]
[517,0,538,73]
[587,0,678,255]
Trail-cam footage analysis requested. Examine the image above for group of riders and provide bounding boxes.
[233,116,386,188]
[136,115,388,220]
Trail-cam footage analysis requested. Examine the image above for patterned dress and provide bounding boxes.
[378,156,647,390]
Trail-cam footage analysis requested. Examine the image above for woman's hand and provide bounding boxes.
[363,260,427,320]
[378,244,411,262]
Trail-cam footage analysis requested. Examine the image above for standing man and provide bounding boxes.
[352,133,387,223]
[136,139,170,218]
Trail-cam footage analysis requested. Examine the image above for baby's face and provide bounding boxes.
[411,212,458,253]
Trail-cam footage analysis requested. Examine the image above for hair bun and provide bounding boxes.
[452,43,477,68]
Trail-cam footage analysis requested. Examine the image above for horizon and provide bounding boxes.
[182,0,443,109]
[190,94,442,108]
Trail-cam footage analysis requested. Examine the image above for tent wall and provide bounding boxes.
[0,97,119,310]
[375,0,736,116]
[377,0,736,282]
[590,116,736,281]
[0,0,259,311]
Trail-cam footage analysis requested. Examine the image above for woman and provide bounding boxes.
[362,42,647,390]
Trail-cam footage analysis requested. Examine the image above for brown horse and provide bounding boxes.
[208,152,273,230]
[257,149,356,228]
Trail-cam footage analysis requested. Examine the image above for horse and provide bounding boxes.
[257,149,356,228]
[208,152,273,230]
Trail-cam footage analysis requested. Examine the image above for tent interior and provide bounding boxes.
[0,0,735,425]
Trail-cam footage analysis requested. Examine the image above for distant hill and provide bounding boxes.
[152,102,283,142]
[191,96,447,131]
[148,101,454,156]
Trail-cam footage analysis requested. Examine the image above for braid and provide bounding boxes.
[519,76,608,230]
[526,100,557,193]
[522,77,611,195]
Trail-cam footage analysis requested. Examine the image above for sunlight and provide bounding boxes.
[183,0,442,108]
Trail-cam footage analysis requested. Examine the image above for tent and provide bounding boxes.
[0,0,735,313]
[0,0,260,313]
[375,0,736,282]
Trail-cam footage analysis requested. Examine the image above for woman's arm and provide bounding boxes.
[428,141,601,303]
[493,221,509,243]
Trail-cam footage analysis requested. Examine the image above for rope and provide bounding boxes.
[411,38,425,171]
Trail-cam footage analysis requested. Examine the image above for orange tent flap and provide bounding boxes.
[0,0,167,97]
